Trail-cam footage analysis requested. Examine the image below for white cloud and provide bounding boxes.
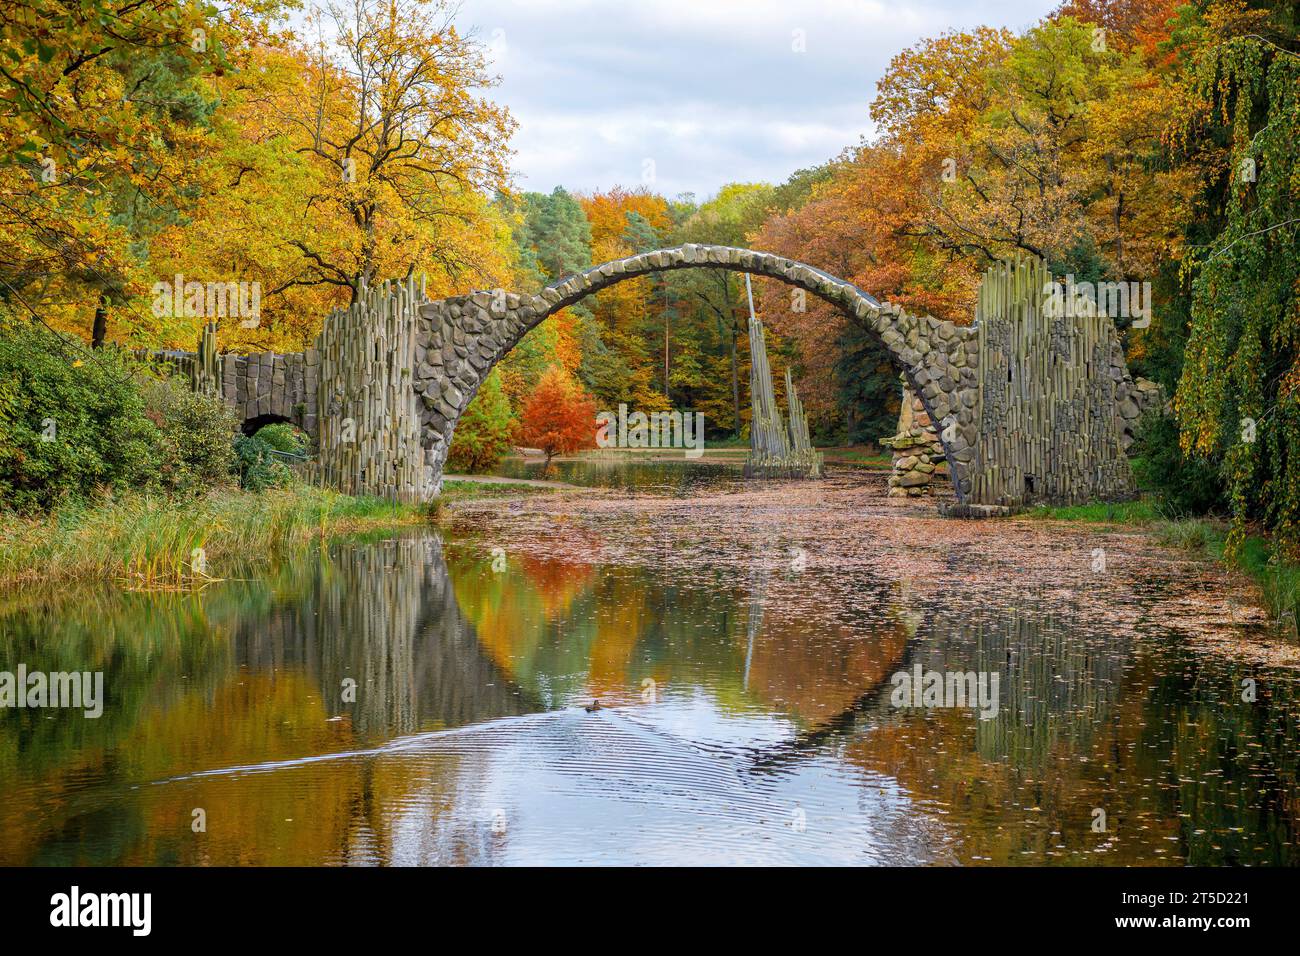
[455,0,1060,199]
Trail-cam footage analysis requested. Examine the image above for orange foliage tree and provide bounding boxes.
[514,365,598,467]
[578,188,675,410]
[748,146,975,425]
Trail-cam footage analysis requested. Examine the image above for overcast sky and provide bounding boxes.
[453,0,1060,201]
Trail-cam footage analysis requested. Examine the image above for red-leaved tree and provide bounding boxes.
[514,365,597,467]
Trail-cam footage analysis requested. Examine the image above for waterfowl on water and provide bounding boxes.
[584,699,601,712]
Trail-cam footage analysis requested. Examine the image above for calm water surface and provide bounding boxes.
[491,453,745,493]
[2,467,1298,865]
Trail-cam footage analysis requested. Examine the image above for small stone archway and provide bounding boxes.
[240,412,297,436]
[414,244,981,500]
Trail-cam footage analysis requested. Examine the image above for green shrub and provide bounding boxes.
[142,378,239,496]
[1130,410,1226,518]
[448,368,515,473]
[252,421,307,456]
[1154,518,1217,552]
[0,320,160,512]
[233,423,306,491]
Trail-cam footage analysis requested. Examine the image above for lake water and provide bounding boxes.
[490,452,746,493]
[2,467,1297,865]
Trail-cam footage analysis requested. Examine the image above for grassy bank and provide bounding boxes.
[1021,499,1162,524]
[823,446,893,470]
[1154,521,1300,634]
[1025,500,1299,633]
[0,485,429,590]
[0,478,566,591]
[439,478,564,498]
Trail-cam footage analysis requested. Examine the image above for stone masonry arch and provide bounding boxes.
[415,244,981,500]
[169,245,1157,510]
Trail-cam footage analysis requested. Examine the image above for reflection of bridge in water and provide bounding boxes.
[748,594,1127,774]
[5,519,1295,864]
[230,533,1128,777]
[146,539,1294,865]
[232,535,538,736]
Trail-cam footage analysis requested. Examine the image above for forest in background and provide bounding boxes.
[1,0,1298,554]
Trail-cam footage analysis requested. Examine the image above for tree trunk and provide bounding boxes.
[664,311,670,404]
[730,327,741,437]
[1114,192,1124,270]
[91,292,108,349]
[725,280,740,437]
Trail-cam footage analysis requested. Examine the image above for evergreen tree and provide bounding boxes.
[515,187,592,283]
[448,369,516,473]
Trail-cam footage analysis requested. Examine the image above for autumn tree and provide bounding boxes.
[747,149,965,437]
[492,188,589,408]
[268,0,514,299]
[447,368,514,472]
[579,187,675,411]
[1054,0,1179,50]
[144,1,519,353]
[514,365,597,467]
[0,0,266,346]
[672,183,776,435]
[873,14,1191,283]
[146,40,347,351]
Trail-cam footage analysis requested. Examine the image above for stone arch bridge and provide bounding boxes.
[168,245,1161,512]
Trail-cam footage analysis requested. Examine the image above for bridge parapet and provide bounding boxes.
[137,328,317,437]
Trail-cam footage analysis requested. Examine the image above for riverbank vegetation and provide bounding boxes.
[0,473,565,591]
[0,486,426,591]
[0,320,437,589]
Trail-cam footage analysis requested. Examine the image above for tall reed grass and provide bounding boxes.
[0,487,425,590]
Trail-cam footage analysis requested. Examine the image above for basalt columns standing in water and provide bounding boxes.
[742,290,823,480]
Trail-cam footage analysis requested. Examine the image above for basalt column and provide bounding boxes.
[315,276,429,502]
[969,256,1140,508]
